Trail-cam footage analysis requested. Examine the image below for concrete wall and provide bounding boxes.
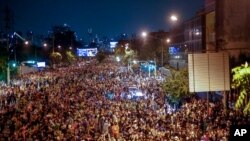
[216,0,250,58]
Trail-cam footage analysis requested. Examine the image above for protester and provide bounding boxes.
[0,57,249,140]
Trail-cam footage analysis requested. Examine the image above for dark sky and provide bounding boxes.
[1,0,204,38]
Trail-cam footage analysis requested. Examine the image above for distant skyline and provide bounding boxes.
[1,0,204,38]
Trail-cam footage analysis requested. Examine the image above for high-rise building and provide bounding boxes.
[167,0,250,68]
[215,0,250,58]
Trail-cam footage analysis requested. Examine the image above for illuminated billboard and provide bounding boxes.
[77,48,98,57]
[37,62,46,67]
[169,47,180,54]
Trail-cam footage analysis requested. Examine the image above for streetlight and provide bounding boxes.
[167,38,171,43]
[141,31,147,38]
[24,41,29,45]
[170,15,178,22]
[6,32,29,85]
[43,43,47,47]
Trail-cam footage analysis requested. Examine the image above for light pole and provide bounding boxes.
[52,35,55,53]
[166,38,171,67]
[7,34,10,85]
[161,39,164,67]
[6,32,28,85]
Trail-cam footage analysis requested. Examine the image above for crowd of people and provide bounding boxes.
[0,57,249,141]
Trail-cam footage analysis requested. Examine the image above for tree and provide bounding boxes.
[124,46,135,63]
[66,51,76,64]
[232,62,250,114]
[52,25,82,50]
[96,51,106,63]
[45,24,82,62]
[114,44,125,58]
[50,52,62,65]
[162,69,190,104]
[114,43,135,64]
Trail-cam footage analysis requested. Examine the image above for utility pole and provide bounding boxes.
[32,35,36,61]
[161,39,164,67]
[5,6,11,85]
[52,34,55,53]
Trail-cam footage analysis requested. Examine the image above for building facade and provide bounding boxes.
[168,0,250,69]
[169,12,204,69]
[215,0,250,58]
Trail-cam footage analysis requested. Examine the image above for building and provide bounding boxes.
[215,0,250,58]
[168,0,250,69]
[184,14,204,53]
[203,0,250,59]
[204,0,216,52]
[169,12,204,69]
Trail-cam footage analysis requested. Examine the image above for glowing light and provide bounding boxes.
[195,32,200,35]
[167,38,171,43]
[43,43,47,47]
[116,56,120,62]
[170,15,178,22]
[175,55,180,59]
[25,41,29,45]
[141,31,147,37]
[27,60,35,64]
[133,60,137,64]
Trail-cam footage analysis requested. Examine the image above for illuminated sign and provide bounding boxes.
[77,48,98,57]
[37,62,46,67]
[169,47,180,54]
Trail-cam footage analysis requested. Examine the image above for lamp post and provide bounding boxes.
[7,35,10,85]
[161,39,164,67]
[6,32,28,85]
[52,35,55,53]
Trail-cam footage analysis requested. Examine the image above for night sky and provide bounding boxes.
[1,0,203,38]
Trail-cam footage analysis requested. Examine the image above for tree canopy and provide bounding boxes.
[162,69,190,103]
[50,52,62,65]
[232,62,250,114]
[114,43,135,64]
